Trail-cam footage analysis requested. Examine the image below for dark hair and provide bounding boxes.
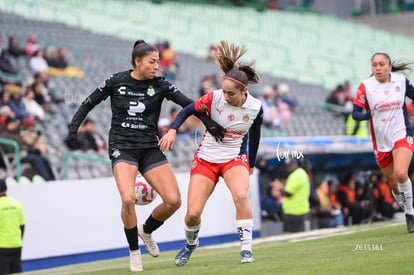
[215,41,259,89]
[131,39,158,68]
[371,52,413,74]
[0,179,6,193]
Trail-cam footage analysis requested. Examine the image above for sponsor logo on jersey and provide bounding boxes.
[112,149,121,158]
[128,101,146,116]
[227,114,235,121]
[147,85,155,96]
[118,86,126,95]
[243,114,249,122]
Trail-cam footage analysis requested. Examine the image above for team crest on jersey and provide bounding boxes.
[227,114,235,121]
[243,114,249,122]
[147,86,155,96]
[191,160,197,169]
[200,104,208,112]
[396,86,400,92]
[359,95,366,104]
[112,149,121,158]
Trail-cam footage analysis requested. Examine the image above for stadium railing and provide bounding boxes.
[0,138,21,181]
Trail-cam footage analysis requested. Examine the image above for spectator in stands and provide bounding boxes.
[0,179,25,275]
[336,172,363,225]
[45,46,69,69]
[20,115,51,157]
[259,85,280,128]
[24,34,40,57]
[0,116,55,181]
[77,118,106,153]
[22,86,47,121]
[8,85,32,120]
[7,36,25,59]
[0,88,11,107]
[0,50,18,75]
[372,173,400,219]
[0,35,7,51]
[65,39,224,272]
[261,179,283,222]
[352,52,414,233]
[160,41,177,81]
[198,75,219,97]
[29,49,49,73]
[278,83,299,112]
[277,158,311,233]
[326,84,345,117]
[315,178,344,228]
[206,44,218,61]
[0,105,15,129]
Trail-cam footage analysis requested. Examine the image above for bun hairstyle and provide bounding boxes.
[371,52,413,74]
[131,39,158,67]
[215,40,259,89]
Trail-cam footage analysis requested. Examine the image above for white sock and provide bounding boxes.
[185,224,200,246]
[398,179,414,215]
[392,190,405,211]
[236,219,253,252]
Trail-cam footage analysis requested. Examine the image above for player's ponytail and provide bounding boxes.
[131,39,158,68]
[215,41,259,89]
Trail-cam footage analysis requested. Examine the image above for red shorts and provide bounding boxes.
[375,136,414,169]
[190,154,249,184]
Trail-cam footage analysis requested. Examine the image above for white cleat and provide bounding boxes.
[129,249,144,272]
[138,224,160,257]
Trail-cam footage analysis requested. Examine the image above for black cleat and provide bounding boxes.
[405,214,414,233]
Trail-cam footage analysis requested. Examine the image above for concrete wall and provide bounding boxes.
[7,172,260,260]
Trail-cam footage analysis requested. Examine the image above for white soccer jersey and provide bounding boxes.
[194,89,262,163]
[354,72,414,152]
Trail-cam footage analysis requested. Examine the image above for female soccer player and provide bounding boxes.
[66,39,225,272]
[352,52,414,233]
[159,41,263,265]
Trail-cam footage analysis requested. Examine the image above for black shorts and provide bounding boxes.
[110,147,168,174]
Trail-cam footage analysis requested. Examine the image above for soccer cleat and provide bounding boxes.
[129,249,144,272]
[138,224,160,257]
[405,214,414,233]
[174,242,198,266]
[240,250,256,263]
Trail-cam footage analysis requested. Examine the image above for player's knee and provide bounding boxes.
[395,171,408,183]
[164,195,181,211]
[233,192,248,206]
[186,213,201,225]
[121,193,136,206]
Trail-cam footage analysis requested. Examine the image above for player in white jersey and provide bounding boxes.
[159,41,263,265]
[352,52,414,232]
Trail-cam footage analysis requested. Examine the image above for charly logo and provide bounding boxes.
[147,86,155,96]
[118,86,126,95]
[227,114,235,121]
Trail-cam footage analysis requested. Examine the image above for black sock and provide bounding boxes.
[143,215,164,234]
[124,226,139,251]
